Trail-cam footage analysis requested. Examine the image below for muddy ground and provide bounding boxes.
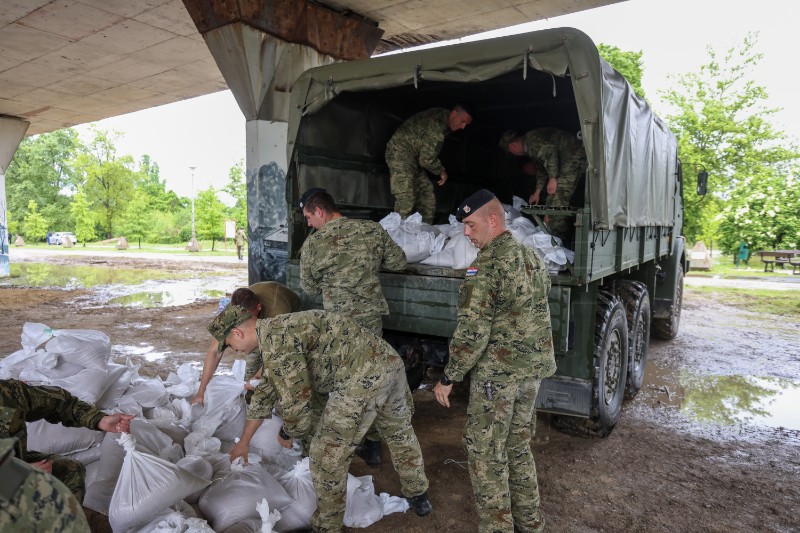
[2,250,799,533]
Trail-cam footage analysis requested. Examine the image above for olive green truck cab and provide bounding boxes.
[282,28,702,436]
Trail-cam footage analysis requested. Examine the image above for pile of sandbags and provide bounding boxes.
[1,323,411,532]
[380,199,574,273]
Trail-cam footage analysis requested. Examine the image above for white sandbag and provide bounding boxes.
[507,215,539,239]
[213,396,246,442]
[421,232,479,270]
[29,350,84,379]
[194,360,247,441]
[109,433,210,532]
[256,498,282,533]
[96,360,139,410]
[42,329,111,371]
[0,348,36,379]
[18,367,109,404]
[84,477,117,514]
[344,475,383,528]
[148,419,189,447]
[221,519,261,533]
[26,419,104,456]
[379,491,410,516]
[176,455,214,504]
[122,377,170,408]
[125,508,215,533]
[198,463,293,532]
[67,442,103,465]
[144,403,179,421]
[84,459,102,487]
[95,420,183,483]
[249,415,286,458]
[20,322,55,350]
[274,458,317,533]
[164,363,200,399]
[380,212,442,263]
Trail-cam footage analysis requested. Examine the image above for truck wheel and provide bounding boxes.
[652,265,684,340]
[618,281,650,399]
[551,292,628,438]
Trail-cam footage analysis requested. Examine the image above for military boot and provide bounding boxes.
[405,491,433,517]
[355,438,382,467]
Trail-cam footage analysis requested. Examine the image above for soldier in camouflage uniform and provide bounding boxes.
[499,128,587,244]
[0,379,134,503]
[209,306,432,533]
[386,104,473,223]
[433,190,556,533]
[0,438,90,533]
[299,188,408,466]
[192,281,303,406]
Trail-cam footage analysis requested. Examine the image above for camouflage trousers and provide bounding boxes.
[350,312,387,445]
[464,377,544,533]
[0,456,90,533]
[308,362,428,532]
[386,152,436,224]
[545,165,582,245]
[25,451,87,504]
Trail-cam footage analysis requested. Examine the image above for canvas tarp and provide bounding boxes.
[287,27,678,229]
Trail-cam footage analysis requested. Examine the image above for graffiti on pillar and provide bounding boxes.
[247,161,288,284]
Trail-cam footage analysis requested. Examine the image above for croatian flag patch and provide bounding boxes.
[466,266,478,277]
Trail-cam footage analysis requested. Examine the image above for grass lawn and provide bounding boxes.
[686,285,800,319]
[687,254,798,278]
[17,240,240,255]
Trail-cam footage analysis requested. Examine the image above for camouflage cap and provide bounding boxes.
[299,187,327,209]
[455,189,497,222]
[498,129,518,150]
[208,305,252,352]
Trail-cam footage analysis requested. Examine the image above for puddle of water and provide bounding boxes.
[5,262,247,309]
[114,344,169,362]
[642,360,800,431]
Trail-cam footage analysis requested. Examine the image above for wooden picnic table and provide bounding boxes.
[757,249,800,273]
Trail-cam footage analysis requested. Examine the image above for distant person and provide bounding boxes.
[433,189,555,533]
[212,306,432,532]
[0,379,134,502]
[0,437,90,532]
[234,228,247,261]
[386,104,474,223]
[192,282,302,406]
[499,128,586,244]
[299,188,407,466]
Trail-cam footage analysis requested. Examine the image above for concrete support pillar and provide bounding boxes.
[0,116,30,277]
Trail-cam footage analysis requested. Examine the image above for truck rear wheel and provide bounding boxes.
[652,265,684,340]
[619,281,650,399]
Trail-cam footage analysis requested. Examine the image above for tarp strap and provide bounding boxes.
[414,64,422,89]
[523,51,529,80]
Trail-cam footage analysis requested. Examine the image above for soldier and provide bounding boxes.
[386,104,474,223]
[212,306,432,533]
[433,189,556,533]
[298,187,407,466]
[0,437,91,532]
[0,379,134,503]
[192,281,302,406]
[234,227,247,261]
[499,128,587,244]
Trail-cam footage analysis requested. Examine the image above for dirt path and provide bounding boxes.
[2,252,798,533]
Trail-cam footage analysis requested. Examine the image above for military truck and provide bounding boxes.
[281,27,705,437]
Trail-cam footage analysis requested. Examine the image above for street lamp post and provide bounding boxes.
[187,166,199,252]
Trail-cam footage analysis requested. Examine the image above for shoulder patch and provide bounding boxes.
[466,266,478,277]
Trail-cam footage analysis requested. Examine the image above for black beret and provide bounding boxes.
[299,187,326,209]
[455,189,497,222]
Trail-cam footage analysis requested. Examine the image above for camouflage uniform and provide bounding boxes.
[234,228,247,260]
[520,128,586,242]
[247,310,428,533]
[0,438,90,533]
[385,108,451,223]
[0,379,106,503]
[444,232,555,533]
[300,217,406,336]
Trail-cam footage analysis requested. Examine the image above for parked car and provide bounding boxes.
[50,232,77,245]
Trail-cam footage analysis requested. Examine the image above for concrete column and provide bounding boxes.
[0,116,30,277]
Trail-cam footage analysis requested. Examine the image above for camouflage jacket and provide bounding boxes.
[234,230,246,246]
[386,108,450,175]
[521,128,585,188]
[445,232,556,383]
[300,217,406,320]
[0,379,105,460]
[246,310,403,438]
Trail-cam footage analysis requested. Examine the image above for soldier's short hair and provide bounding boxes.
[453,102,475,119]
[299,187,326,209]
[231,287,260,314]
[302,190,338,215]
[498,129,520,150]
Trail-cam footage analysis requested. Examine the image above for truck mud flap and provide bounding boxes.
[535,376,592,417]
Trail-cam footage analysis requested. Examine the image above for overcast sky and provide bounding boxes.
[78,0,799,198]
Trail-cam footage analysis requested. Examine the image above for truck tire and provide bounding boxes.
[618,281,650,400]
[551,291,628,438]
[652,265,684,340]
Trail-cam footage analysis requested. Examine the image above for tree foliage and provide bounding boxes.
[598,44,645,99]
[659,33,799,247]
[22,200,48,242]
[195,186,226,250]
[70,189,95,246]
[119,189,151,248]
[224,159,247,231]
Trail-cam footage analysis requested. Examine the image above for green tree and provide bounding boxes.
[118,189,151,248]
[598,44,645,99]
[137,154,183,212]
[659,33,799,246]
[73,128,135,238]
[5,128,83,231]
[223,159,247,230]
[22,200,48,242]
[70,189,96,246]
[195,186,225,251]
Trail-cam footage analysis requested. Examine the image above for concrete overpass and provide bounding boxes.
[0,0,623,278]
